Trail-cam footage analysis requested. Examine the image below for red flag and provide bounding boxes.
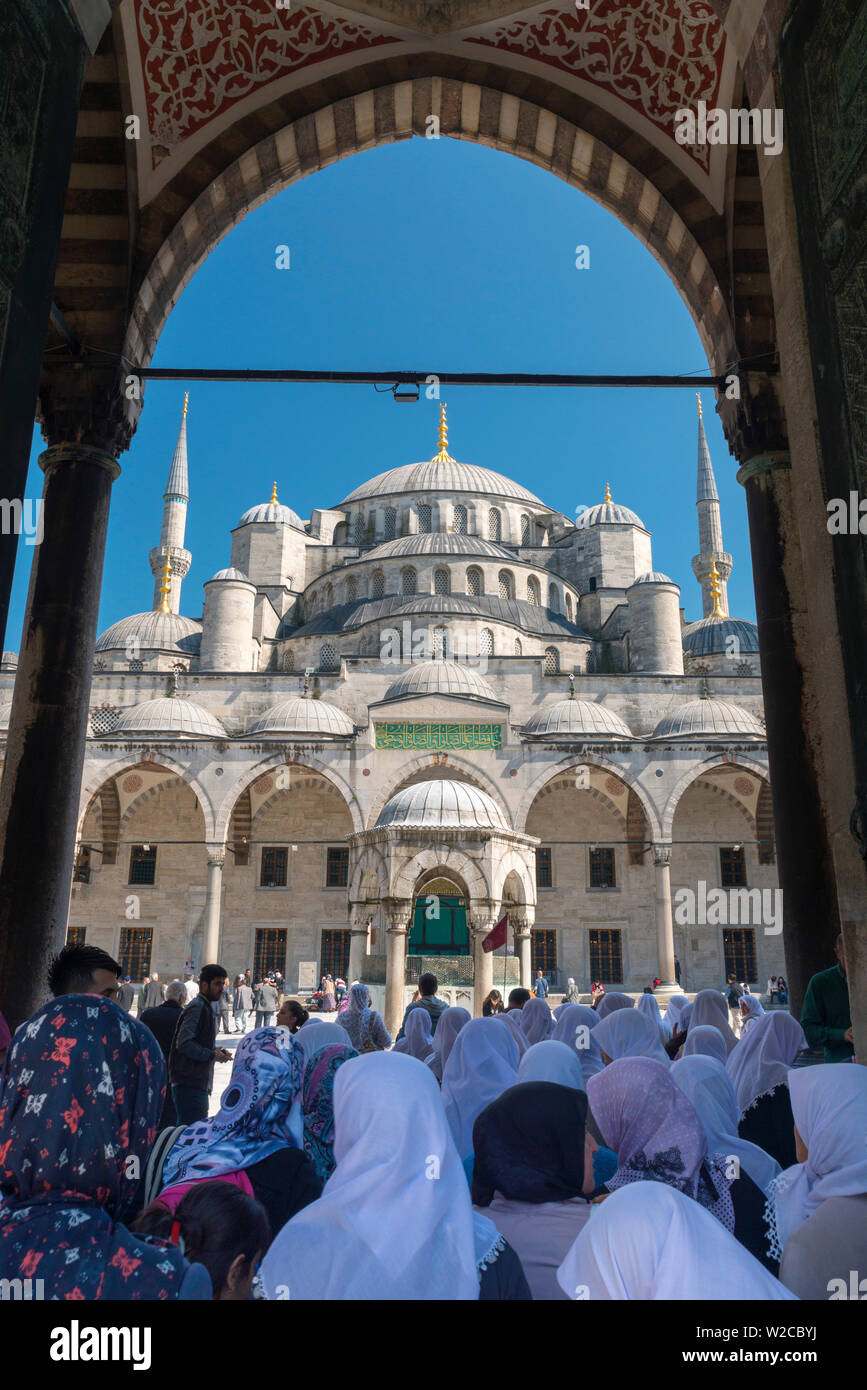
[482,914,508,953]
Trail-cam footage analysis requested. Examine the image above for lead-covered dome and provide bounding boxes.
[113,698,227,738]
[338,459,544,507]
[365,534,514,562]
[376,778,507,829]
[95,611,202,654]
[249,697,355,737]
[237,493,304,530]
[383,660,497,702]
[207,567,252,584]
[522,699,633,739]
[575,500,645,529]
[653,699,764,740]
[630,571,675,586]
[682,615,760,657]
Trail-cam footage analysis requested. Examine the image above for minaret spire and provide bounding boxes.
[432,403,455,463]
[149,396,193,612]
[691,394,732,618]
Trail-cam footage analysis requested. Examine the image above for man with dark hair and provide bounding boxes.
[801,934,854,1064]
[140,980,186,1128]
[169,964,232,1124]
[506,987,531,1012]
[47,943,121,1001]
[395,971,447,1041]
[117,975,135,1012]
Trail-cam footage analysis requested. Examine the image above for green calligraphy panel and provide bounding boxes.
[374,723,502,750]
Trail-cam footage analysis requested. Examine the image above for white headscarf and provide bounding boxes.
[688,990,738,1055]
[671,1055,781,1195]
[552,1004,604,1083]
[682,1025,728,1066]
[517,1040,585,1091]
[764,1064,867,1260]
[739,994,765,1033]
[441,1018,520,1160]
[519,997,554,1046]
[393,1007,434,1061]
[492,1009,530,1057]
[596,992,634,1020]
[593,1009,671,1067]
[665,995,690,1032]
[636,992,672,1042]
[551,1002,570,1021]
[726,1012,807,1114]
[425,1007,471,1082]
[337,983,375,1052]
[259,1052,490,1299]
[556,1182,797,1301]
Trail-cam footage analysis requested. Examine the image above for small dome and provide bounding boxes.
[522,699,633,739]
[653,698,765,741]
[1,651,18,670]
[630,571,676,586]
[384,660,497,702]
[365,534,514,562]
[207,567,252,584]
[95,611,202,654]
[113,698,227,739]
[682,615,760,657]
[249,697,354,737]
[574,501,645,529]
[237,500,304,530]
[338,460,544,507]
[376,778,507,830]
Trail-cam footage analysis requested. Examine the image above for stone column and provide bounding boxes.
[652,844,677,1001]
[512,913,533,990]
[0,439,122,1029]
[348,906,373,984]
[202,851,226,965]
[384,899,411,1039]
[471,904,497,1017]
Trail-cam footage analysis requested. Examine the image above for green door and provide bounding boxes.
[409,896,469,956]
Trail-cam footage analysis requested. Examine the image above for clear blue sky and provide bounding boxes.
[8,135,756,648]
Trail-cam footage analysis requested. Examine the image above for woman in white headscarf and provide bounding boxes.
[517,1039,585,1090]
[636,992,671,1043]
[392,1006,435,1062]
[336,983,391,1053]
[682,1024,729,1066]
[566,977,582,1005]
[593,1008,671,1067]
[770,1066,867,1298]
[671,1054,781,1195]
[556,1183,796,1301]
[738,992,764,1035]
[726,1012,807,1169]
[441,1018,520,1162]
[552,1004,605,1084]
[595,991,634,1020]
[256,1052,530,1300]
[425,1006,471,1083]
[492,1007,530,1057]
[688,989,739,1055]
[519,997,554,1047]
[665,995,690,1034]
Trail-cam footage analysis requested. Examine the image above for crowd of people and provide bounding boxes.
[0,936,862,1301]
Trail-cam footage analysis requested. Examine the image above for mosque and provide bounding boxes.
[1,399,785,1034]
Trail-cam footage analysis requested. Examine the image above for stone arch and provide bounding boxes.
[215,754,363,843]
[366,753,513,829]
[516,755,662,839]
[116,772,206,843]
[392,846,490,902]
[661,754,772,841]
[526,772,629,840]
[348,844,389,902]
[78,753,215,841]
[249,768,356,835]
[492,853,536,908]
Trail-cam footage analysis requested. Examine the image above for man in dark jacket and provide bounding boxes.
[141,973,165,1011]
[140,980,186,1127]
[254,978,278,1028]
[169,964,232,1124]
[801,934,854,1063]
[395,973,448,1042]
[117,975,135,1012]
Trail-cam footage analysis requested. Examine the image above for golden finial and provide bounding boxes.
[183,392,189,417]
[270,480,278,505]
[432,403,455,463]
[696,392,703,420]
[159,549,173,615]
[709,556,724,617]
[603,482,612,504]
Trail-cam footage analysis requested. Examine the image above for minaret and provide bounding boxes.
[691,394,732,617]
[149,394,192,612]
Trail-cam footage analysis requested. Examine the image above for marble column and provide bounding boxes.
[203,851,226,965]
[471,904,497,1016]
[512,914,533,990]
[347,907,372,984]
[384,899,411,1039]
[652,844,677,1000]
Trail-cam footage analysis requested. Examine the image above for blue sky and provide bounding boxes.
[8,135,756,648]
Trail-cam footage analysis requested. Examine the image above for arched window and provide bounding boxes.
[466,566,483,598]
[433,626,448,660]
[434,567,450,595]
[544,646,560,674]
[345,575,357,602]
[498,569,515,600]
[488,508,502,542]
[453,504,467,535]
[416,502,432,534]
[384,508,397,541]
[520,513,531,546]
[354,513,365,545]
[370,569,385,600]
[320,644,339,672]
[401,566,417,596]
[514,638,523,655]
[527,575,541,606]
[480,628,494,657]
[565,592,573,622]
[548,583,561,614]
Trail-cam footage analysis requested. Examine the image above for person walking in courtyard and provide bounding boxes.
[117,974,135,1012]
[395,972,448,1041]
[140,979,186,1128]
[233,975,253,1032]
[800,935,854,1063]
[320,974,337,1011]
[217,977,232,1035]
[254,977,278,1028]
[142,972,165,1011]
[169,965,233,1125]
[534,968,549,999]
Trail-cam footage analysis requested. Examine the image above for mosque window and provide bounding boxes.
[260,847,288,888]
[531,928,557,976]
[544,646,560,674]
[720,846,747,887]
[535,847,552,888]
[371,569,385,599]
[488,508,502,542]
[66,925,86,945]
[520,514,531,546]
[734,660,754,675]
[73,845,92,884]
[384,508,397,540]
[254,927,287,980]
[723,928,757,985]
[588,577,597,593]
[128,659,144,673]
[565,593,573,622]
[401,567,417,596]
[589,928,622,984]
[453,504,467,535]
[281,650,294,672]
[498,570,515,600]
[433,627,448,659]
[321,929,350,981]
[319,644,339,672]
[527,575,541,606]
[589,848,616,888]
[93,659,106,671]
[434,567,450,595]
[466,566,483,597]
[354,514,365,545]
[90,704,120,735]
[326,847,349,887]
[129,845,157,886]
[549,583,561,614]
[417,503,432,534]
[345,575,357,602]
[514,638,522,655]
[119,927,153,982]
[480,628,494,657]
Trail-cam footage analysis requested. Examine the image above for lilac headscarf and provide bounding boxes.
[393,1007,434,1061]
[593,1009,671,1067]
[688,990,738,1055]
[492,1009,530,1057]
[587,1058,735,1233]
[725,1012,807,1115]
[596,992,634,1020]
[636,992,671,1041]
[425,1007,470,1082]
[519,997,554,1047]
[552,1004,604,1083]
[682,1025,729,1066]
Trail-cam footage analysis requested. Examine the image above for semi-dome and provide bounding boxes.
[338,459,544,507]
[574,500,645,529]
[522,699,633,739]
[383,660,497,703]
[112,698,227,738]
[630,571,676,586]
[376,778,507,830]
[249,696,355,737]
[652,698,764,740]
[365,534,514,562]
[682,615,760,657]
[207,567,252,584]
[95,610,202,654]
[237,499,304,530]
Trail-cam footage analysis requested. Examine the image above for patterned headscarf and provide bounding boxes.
[289,1023,358,1180]
[0,996,189,1299]
[337,984,374,1051]
[587,1057,736,1233]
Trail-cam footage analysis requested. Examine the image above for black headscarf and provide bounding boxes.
[471,1081,588,1206]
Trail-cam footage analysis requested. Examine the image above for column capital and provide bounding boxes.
[349,902,375,931]
[511,911,533,936]
[207,852,226,870]
[652,843,673,866]
[39,362,140,458]
[382,898,411,932]
[39,442,121,482]
[736,453,792,487]
[469,901,497,933]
